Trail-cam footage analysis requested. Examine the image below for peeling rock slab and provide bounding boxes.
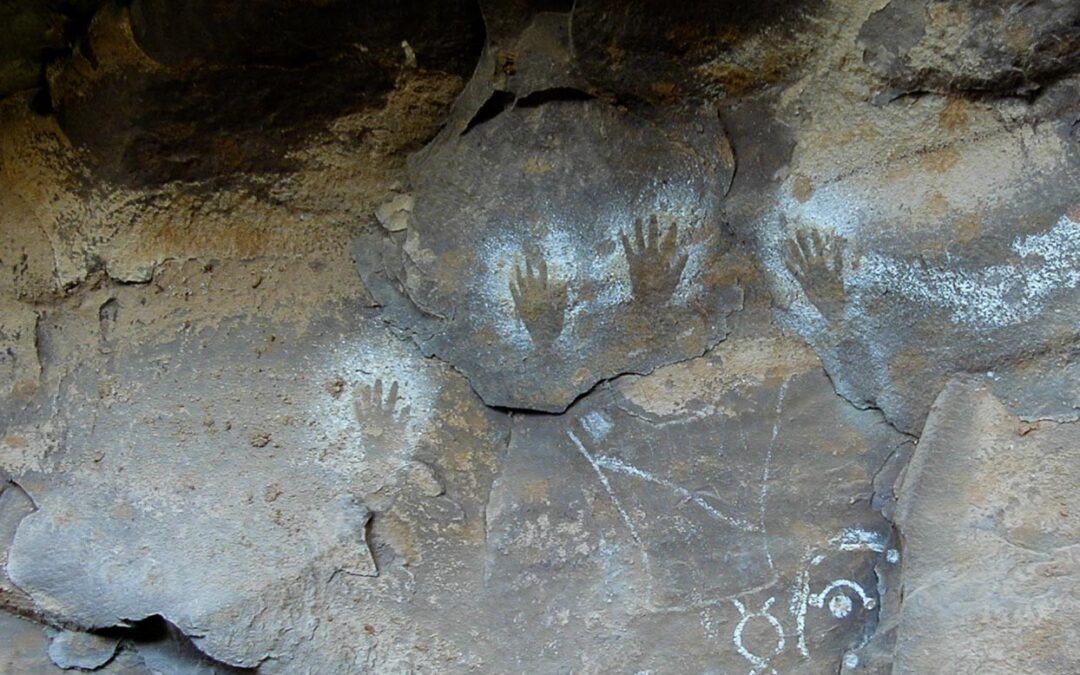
[893,377,1080,673]
[4,308,508,672]
[0,612,148,674]
[48,629,121,670]
[483,326,907,672]
[359,98,740,412]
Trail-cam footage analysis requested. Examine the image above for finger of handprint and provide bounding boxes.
[790,236,807,274]
[538,257,548,287]
[673,252,689,280]
[373,378,383,405]
[387,380,400,408]
[515,262,527,292]
[795,229,813,259]
[526,254,535,280]
[359,384,372,405]
[647,215,660,252]
[399,406,411,424]
[620,231,634,260]
[634,218,646,253]
[554,280,569,307]
[509,279,521,306]
[660,220,679,259]
[811,229,828,258]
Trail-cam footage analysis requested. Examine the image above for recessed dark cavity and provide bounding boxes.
[462,90,516,134]
[2,0,1078,672]
[50,0,485,187]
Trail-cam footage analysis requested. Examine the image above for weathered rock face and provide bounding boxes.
[484,318,907,671]
[892,377,1080,673]
[762,92,1080,433]
[1,0,1078,673]
[859,0,1080,97]
[360,98,740,411]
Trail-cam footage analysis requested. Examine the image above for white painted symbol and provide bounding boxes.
[732,597,785,675]
[809,579,876,617]
[886,548,900,564]
[791,545,881,658]
[829,594,854,618]
[831,528,886,553]
[581,410,613,440]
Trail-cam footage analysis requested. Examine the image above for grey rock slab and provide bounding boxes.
[4,307,509,672]
[483,326,908,672]
[48,629,121,670]
[763,98,1080,433]
[0,480,34,596]
[358,98,740,412]
[0,611,149,674]
[0,611,66,675]
[893,377,1080,673]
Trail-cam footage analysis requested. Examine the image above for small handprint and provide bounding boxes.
[785,228,848,317]
[354,378,411,440]
[621,215,689,302]
[509,250,569,350]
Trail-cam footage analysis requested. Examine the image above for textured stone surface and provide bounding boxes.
[48,629,121,670]
[893,377,1080,673]
[1,0,1078,672]
[859,0,1080,97]
[762,102,1080,433]
[5,308,508,671]
[0,612,149,674]
[483,316,906,671]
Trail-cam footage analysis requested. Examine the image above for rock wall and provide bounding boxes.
[1,1,1077,673]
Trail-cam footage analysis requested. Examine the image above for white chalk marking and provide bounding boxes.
[831,527,886,553]
[732,597,786,675]
[590,454,758,532]
[567,430,650,572]
[809,579,876,615]
[791,566,812,658]
[760,378,791,571]
[581,410,614,440]
[829,594,854,618]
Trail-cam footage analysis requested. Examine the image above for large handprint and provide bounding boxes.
[785,228,848,319]
[354,378,411,441]
[621,215,689,303]
[509,250,569,351]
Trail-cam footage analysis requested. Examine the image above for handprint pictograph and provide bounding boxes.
[354,378,411,440]
[785,228,848,318]
[621,215,689,302]
[509,250,568,350]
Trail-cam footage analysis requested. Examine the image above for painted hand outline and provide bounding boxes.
[785,228,848,318]
[621,215,689,302]
[509,250,568,350]
[354,378,411,440]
